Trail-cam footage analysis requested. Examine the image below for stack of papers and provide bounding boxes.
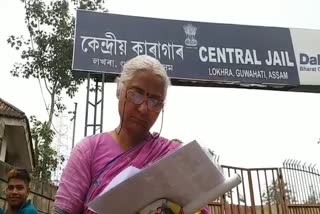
[88,140,241,214]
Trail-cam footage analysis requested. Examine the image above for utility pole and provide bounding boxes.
[71,102,78,149]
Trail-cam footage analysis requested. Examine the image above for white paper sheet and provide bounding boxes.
[98,166,141,196]
[88,141,241,214]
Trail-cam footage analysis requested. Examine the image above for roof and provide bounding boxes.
[0,97,26,119]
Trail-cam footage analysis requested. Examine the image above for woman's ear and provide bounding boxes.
[116,82,122,99]
[116,87,120,99]
[116,77,121,99]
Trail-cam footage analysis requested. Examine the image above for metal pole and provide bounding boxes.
[100,73,105,133]
[71,102,78,149]
[93,79,98,135]
[85,73,90,136]
[248,170,257,214]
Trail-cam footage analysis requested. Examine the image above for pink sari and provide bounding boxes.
[54,132,209,214]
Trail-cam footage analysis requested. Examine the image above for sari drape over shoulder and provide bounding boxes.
[54,132,184,214]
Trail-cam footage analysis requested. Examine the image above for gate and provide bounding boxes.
[208,162,320,214]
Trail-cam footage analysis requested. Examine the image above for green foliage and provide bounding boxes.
[262,179,295,205]
[30,116,64,182]
[7,0,106,126]
[306,185,320,204]
[7,0,106,181]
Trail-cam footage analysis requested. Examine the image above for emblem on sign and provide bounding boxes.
[183,24,198,47]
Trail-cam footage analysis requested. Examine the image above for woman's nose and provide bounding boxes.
[137,99,149,113]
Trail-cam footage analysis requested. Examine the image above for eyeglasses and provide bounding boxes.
[126,89,164,112]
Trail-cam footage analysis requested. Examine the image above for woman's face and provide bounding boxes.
[118,70,166,137]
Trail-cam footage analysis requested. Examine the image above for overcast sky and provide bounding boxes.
[1,0,320,169]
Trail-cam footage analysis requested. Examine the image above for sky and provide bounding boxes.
[1,0,320,169]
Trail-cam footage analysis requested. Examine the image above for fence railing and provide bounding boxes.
[209,161,320,214]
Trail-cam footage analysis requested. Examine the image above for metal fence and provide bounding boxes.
[208,161,320,214]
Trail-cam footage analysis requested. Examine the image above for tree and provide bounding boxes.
[306,185,319,204]
[7,0,106,182]
[8,0,106,126]
[30,116,64,181]
[262,179,295,205]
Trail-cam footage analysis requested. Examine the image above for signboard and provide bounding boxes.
[73,10,308,86]
[290,29,320,85]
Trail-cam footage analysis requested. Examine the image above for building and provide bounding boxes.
[0,97,34,171]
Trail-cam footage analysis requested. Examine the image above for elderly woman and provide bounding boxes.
[54,55,209,214]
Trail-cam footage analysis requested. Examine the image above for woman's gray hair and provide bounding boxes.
[116,55,171,96]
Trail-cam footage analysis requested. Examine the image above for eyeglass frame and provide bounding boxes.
[124,87,165,112]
